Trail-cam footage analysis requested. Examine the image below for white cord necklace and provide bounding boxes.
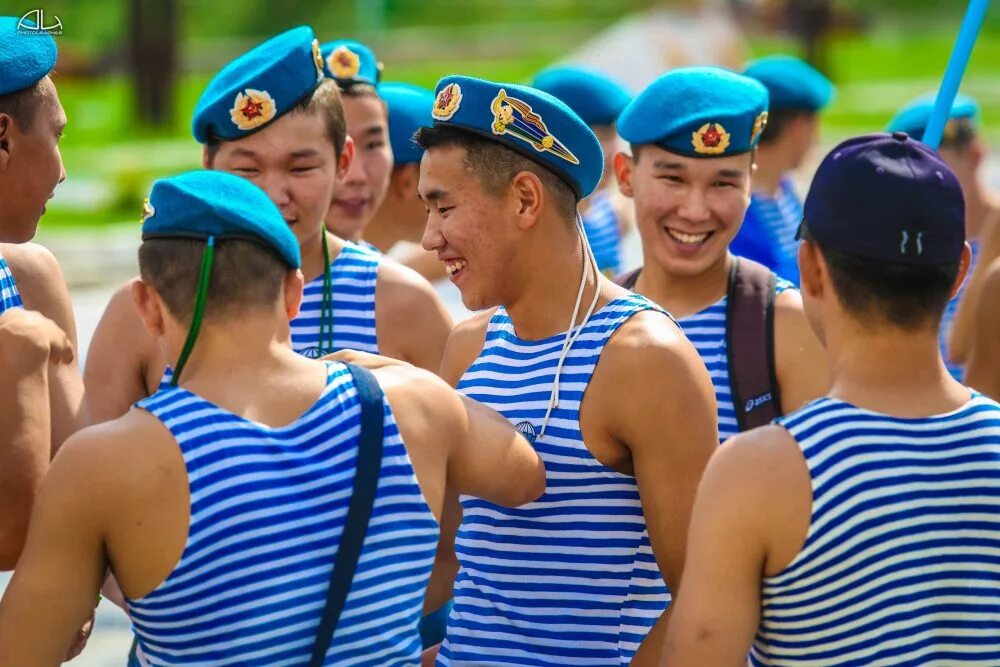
[535,211,601,441]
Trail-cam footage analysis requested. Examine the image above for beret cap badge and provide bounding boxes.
[230,89,277,132]
[692,122,731,155]
[328,45,361,79]
[490,89,579,165]
[432,83,462,121]
[311,39,324,82]
[751,111,769,145]
[141,198,155,224]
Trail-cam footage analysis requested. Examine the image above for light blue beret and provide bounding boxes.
[618,66,769,157]
[141,170,301,269]
[429,75,604,198]
[321,39,382,90]
[381,82,434,165]
[744,55,834,111]
[530,66,631,126]
[887,92,979,139]
[192,26,325,144]
[0,16,57,96]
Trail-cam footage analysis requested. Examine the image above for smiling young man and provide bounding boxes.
[85,27,453,424]
[615,66,828,442]
[664,132,1000,667]
[415,75,717,666]
[321,39,394,247]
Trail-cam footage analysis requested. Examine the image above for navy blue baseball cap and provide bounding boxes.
[801,132,965,265]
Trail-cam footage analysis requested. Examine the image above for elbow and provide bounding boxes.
[502,456,546,508]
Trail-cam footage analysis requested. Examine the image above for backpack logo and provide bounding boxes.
[745,392,772,414]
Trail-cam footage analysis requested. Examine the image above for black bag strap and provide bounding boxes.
[615,267,642,290]
[309,363,385,667]
[725,258,782,432]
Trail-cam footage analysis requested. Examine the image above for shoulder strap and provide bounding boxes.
[615,267,642,290]
[725,258,782,433]
[309,363,385,667]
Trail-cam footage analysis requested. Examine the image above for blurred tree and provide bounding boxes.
[130,0,178,127]
[785,0,833,73]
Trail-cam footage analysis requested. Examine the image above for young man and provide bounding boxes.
[615,66,828,442]
[85,27,452,423]
[0,14,85,567]
[321,39,394,246]
[733,54,834,285]
[532,66,634,276]
[664,132,1000,666]
[0,170,545,666]
[888,93,999,380]
[417,76,718,665]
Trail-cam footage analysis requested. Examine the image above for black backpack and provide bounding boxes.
[616,257,781,432]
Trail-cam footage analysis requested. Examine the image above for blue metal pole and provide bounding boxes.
[922,0,991,149]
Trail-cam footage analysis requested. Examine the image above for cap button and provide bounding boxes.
[892,131,909,142]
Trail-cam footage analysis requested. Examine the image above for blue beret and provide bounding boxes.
[321,40,382,90]
[744,55,834,111]
[887,92,979,140]
[381,82,433,165]
[429,75,604,199]
[0,16,57,96]
[618,67,769,158]
[192,26,325,144]
[530,66,631,126]
[141,170,301,269]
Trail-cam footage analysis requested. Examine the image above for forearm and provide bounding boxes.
[631,606,671,667]
[48,363,86,456]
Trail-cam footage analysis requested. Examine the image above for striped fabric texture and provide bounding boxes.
[439,294,671,666]
[582,190,623,277]
[677,276,794,442]
[752,394,1000,666]
[734,177,804,285]
[0,254,23,314]
[129,362,438,666]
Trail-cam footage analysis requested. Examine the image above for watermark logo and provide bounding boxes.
[17,9,63,35]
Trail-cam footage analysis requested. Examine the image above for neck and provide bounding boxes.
[503,220,604,340]
[364,205,406,254]
[823,317,967,417]
[752,144,790,196]
[634,251,731,318]
[301,228,346,282]
[963,177,1000,239]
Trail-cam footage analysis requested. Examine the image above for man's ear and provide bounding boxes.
[0,113,13,173]
[337,136,356,182]
[283,269,305,321]
[798,240,825,301]
[201,145,212,169]
[131,279,167,338]
[613,151,635,198]
[510,171,544,231]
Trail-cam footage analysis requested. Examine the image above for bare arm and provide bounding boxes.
[775,289,830,415]
[375,259,454,372]
[965,259,1000,400]
[663,426,811,667]
[599,313,719,665]
[400,246,448,283]
[950,220,1000,364]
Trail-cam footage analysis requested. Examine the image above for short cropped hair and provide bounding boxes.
[206,79,347,164]
[138,238,289,324]
[0,79,46,131]
[758,108,815,145]
[413,125,577,220]
[801,224,960,331]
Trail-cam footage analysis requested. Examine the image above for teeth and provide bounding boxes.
[667,229,710,244]
[445,259,468,276]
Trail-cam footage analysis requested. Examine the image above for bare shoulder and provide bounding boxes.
[375,256,443,308]
[601,307,697,375]
[439,309,494,384]
[374,362,453,411]
[0,242,63,283]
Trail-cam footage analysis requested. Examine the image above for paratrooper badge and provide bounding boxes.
[751,111,769,145]
[490,89,579,164]
[311,39,324,82]
[140,197,155,224]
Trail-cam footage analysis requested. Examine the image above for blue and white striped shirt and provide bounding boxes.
[129,361,438,666]
[677,275,794,442]
[732,178,803,285]
[439,295,671,666]
[0,254,23,314]
[752,393,1000,666]
[583,190,623,277]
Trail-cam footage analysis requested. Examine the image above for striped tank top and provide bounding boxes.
[130,362,438,666]
[940,237,980,381]
[751,393,1000,666]
[0,254,23,314]
[733,178,803,285]
[583,190,623,277]
[439,295,671,666]
[677,276,794,442]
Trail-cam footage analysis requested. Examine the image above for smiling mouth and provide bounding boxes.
[335,198,368,215]
[665,227,713,246]
[444,258,468,276]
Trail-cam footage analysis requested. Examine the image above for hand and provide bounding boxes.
[0,309,74,368]
[323,349,412,370]
[64,609,95,661]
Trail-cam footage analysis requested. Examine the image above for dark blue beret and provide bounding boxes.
[744,55,834,111]
[141,170,301,269]
[429,75,604,198]
[530,66,631,126]
[321,40,382,90]
[0,15,57,96]
[381,82,433,165]
[192,26,325,144]
[618,66,769,158]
